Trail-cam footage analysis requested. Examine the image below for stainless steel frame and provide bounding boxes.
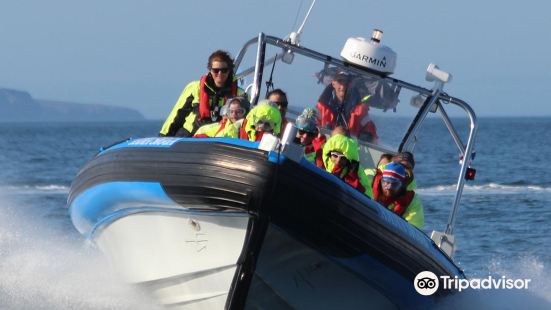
[233,33,478,241]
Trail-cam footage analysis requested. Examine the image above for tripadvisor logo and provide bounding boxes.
[414,271,439,296]
[413,271,532,296]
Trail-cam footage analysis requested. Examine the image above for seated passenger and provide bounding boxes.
[193,96,249,138]
[392,151,417,190]
[316,72,378,143]
[322,134,373,197]
[239,102,282,142]
[370,162,424,228]
[378,153,394,170]
[294,108,326,168]
[331,125,348,137]
[266,89,289,135]
[365,153,394,177]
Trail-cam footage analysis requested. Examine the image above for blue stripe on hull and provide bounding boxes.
[69,181,175,236]
[102,137,259,154]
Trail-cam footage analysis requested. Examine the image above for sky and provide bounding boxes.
[1,0,551,119]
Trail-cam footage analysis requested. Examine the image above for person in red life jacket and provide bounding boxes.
[370,162,424,228]
[392,151,417,190]
[316,71,378,143]
[159,50,243,137]
[266,89,289,135]
[193,96,249,138]
[294,108,326,168]
[239,102,282,142]
[321,134,373,197]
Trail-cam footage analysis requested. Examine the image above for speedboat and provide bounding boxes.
[68,26,477,309]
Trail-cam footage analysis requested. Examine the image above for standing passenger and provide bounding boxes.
[160,50,242,137]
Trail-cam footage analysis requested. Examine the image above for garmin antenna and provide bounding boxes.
[287,0,317,45]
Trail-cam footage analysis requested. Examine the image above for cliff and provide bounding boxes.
[0,88,145,122]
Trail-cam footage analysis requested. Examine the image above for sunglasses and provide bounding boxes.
[298,129,316,136]
[270,101,288,108]
[228,108,245,115]
[211,67,229,74]
[330,151,346,160]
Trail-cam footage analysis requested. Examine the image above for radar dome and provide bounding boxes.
[340,29,397,75]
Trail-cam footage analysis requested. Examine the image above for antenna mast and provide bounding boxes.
[288,0,317,45]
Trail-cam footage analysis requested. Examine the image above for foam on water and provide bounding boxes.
[418,183,551,196]
[0,189,161,309]
[487,255,551,303]
[0,184,70,195]
[438,256,551,309]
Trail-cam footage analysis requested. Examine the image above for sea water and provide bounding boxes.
[0,118,549,308]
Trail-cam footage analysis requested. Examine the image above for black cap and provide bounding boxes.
[333,71,350,83]
[393,151,415,169]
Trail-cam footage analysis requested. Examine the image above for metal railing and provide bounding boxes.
[234,33,478,245]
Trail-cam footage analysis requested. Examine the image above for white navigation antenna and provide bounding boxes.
[286,0,317,46]
[282,0,316,64]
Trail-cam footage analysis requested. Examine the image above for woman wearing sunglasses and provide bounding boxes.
[160,50,244,137]
[193,97,250,138]
[369,162,424,229]
[321,133,372,197]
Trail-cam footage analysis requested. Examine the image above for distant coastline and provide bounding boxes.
[0,87,144,122]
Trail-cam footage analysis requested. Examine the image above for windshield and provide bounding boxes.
[235,33,479,241]
[235,36,428,154]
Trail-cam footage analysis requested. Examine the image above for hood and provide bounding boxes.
[322,134,360,172]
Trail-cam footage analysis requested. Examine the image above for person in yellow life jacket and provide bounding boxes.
[193,96,250,138]
[322,134,372,197]
[371,162,424,229]
[239,101,282,142]
[294,108,326,168]
[159,50,243,137]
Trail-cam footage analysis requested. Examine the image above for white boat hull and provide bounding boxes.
[93,211,250,309]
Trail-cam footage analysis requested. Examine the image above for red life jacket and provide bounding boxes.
[372,171,415,216]
[304,135,326,168]
[238,118,265,142]
[239,118,249,140]
[198,75,238,120]
[316,85,378,139]
[332,164,366,194]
